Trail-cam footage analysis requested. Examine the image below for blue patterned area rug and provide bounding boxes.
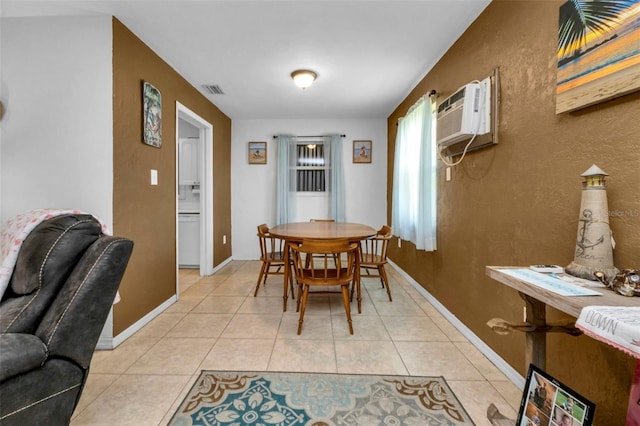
[169,370,475,425]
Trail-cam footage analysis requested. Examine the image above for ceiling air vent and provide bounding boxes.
[202,84,224,95]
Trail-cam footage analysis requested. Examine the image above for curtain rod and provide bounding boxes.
[272,134,346,139]
[396,90,438,125]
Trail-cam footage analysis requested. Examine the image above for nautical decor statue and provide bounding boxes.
[565,164,619,281]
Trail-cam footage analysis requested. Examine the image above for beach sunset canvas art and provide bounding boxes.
[556,0,640,113]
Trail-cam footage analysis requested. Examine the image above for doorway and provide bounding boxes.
[176,102,214,295]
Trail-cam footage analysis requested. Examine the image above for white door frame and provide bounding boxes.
[176,102,214,286]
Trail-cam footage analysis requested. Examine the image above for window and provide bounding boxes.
[294,143,326,192]
[391,96,437,251]
[276,134,345,224]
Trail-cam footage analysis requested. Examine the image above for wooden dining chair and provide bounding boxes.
[359,225,393,301]
[305,218,336,267]
[288,238,358,335]
[254,224,294,299]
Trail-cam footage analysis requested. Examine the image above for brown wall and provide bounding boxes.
[112,19,232,335]
[387,1,640,422]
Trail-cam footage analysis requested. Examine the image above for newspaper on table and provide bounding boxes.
[576,306,640,359]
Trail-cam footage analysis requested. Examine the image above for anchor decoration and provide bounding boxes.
[575,209,605,257]
[566,165,619,281]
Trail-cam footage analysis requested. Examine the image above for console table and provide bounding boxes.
[486,266,640,370]
[485,266,640,425]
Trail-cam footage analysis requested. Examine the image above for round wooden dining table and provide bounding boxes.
[269,222,377,312]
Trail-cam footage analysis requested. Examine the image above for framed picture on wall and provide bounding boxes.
[248,141,267,164]
[142,81,162,148]
[556,1,640,113]
[353,140,372,163]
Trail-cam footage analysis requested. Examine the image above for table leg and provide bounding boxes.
[283,244,290,312]
[355,244,362,314]
[520,292,546,371]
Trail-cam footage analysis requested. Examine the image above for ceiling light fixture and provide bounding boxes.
[291,69,317,90]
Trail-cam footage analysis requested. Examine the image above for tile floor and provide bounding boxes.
[70,260,522,425]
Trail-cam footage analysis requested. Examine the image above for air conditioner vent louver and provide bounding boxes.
[202,84,224,95]
[436,82,490,148]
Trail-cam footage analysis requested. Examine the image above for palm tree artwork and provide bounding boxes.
[556,0,640,113]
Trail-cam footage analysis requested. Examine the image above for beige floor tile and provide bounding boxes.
[269,339,337,373]
[395,341,484,380]
[72,374,119,420]
[455,341,510,381]
[191,295,245,314]
[164,294,205,313]
[70,374,191,426]
[238,295,286,314]
[447,380,519,426]
[158,373,200,425]
[253,276,291,298]
[372,299,426,317]
[166,313,233,338]
[432,315,469,342]
[131,312,186,339]
[491,379,524,412]
[220,313,282,339]
[200,338,275,371]
[210,277,255,296]
[296,293,334,316]
[381,315,449,341]
[335,340,408,375]
[180,281,220,298]
[332,313,391,340]
[126,337,216,375]
[278,313,334,340]
[178,268,201,288]
[90,337,159,374]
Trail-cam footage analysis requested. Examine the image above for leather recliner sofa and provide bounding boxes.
[0,214,133,425]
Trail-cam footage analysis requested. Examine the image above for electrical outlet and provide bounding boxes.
[446,167,451,181]
[150,169,158,185]
[223,235,227,244]
[397,238,401,248]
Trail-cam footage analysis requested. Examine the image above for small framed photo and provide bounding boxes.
[353,140,371,163]
[142,81,162,148]
[248,141,267,164]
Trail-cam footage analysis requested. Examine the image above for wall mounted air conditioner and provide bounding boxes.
[436,80,490,148]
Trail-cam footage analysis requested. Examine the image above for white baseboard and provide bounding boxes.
[388,260,525,390]
[212,256,233,273]
[96,295,177,350]
[96,258,233,350]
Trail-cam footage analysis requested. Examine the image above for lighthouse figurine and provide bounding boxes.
[566,164,619,281]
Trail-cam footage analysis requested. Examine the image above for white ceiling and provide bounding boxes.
[1,0,490,119]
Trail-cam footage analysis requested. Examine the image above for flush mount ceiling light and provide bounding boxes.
[291,69,317,90]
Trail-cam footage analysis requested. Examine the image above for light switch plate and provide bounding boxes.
[151,169,158,185]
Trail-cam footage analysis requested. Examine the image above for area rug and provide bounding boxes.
[169,370,475,425]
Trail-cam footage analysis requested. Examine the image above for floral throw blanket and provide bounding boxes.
[0,209,110,301]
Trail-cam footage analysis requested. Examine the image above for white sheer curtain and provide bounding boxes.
[325,134,346,222]
[391,96,437,251]
[276,135,296,224]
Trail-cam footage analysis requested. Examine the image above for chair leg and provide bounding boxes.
[380,265,392,302]
[297,285,309,334]
[288,266,296,300]
[296,278,303,312]
[254,261,267,297]
[341,285,354,335]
